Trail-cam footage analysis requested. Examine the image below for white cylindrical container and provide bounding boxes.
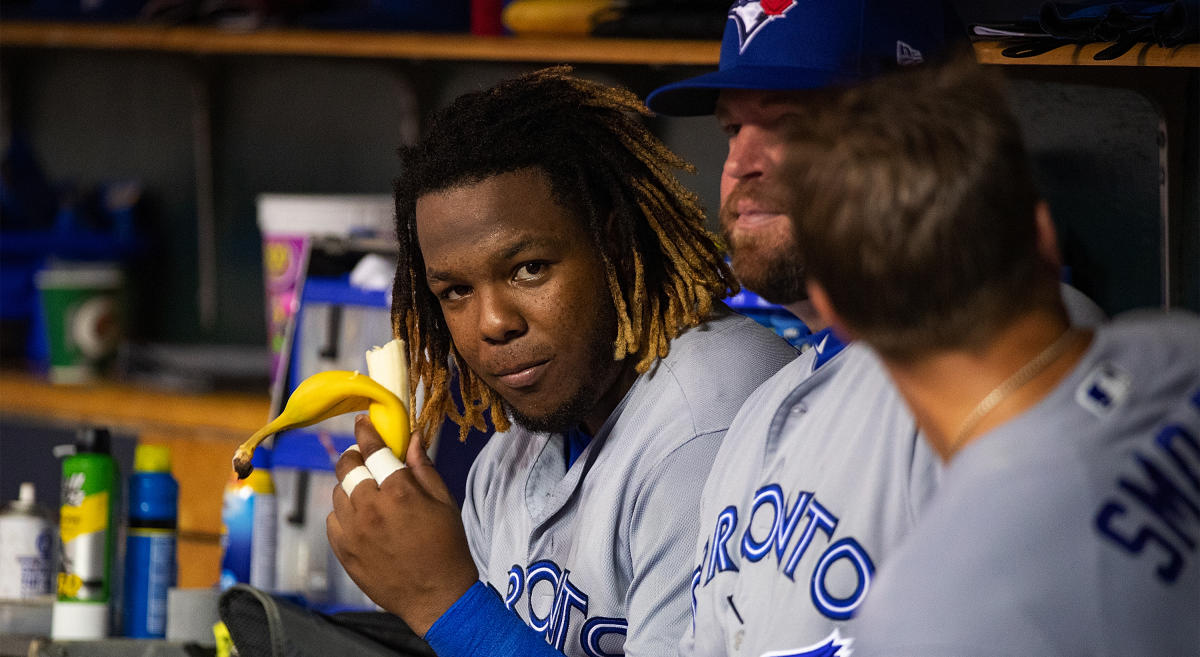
[0,483,56,600]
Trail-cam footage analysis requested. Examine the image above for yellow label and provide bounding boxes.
[213,621,234,657]
[58,572,83,598]
[60,491,110,543]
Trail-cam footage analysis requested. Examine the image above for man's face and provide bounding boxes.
[415,168,621,433]
[716,89,809,305]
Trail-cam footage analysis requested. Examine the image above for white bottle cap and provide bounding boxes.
[51,600,109,639]
[18,482,35,504]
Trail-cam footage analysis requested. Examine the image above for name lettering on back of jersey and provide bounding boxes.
[696,484,875,621]
[505,560,627,655]
[1095,388,1200,584]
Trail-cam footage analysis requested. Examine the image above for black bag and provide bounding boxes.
[970,0,1198,60]
[218,585,436,657]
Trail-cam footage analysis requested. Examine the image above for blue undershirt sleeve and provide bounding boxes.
[425,581,564,657]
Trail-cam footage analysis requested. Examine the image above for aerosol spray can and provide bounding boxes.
[123,444,178,638]
[52,427,118,639]
[0,482,56,599]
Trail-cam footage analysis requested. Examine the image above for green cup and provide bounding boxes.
[34,264,125,384]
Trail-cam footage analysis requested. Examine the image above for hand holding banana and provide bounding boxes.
[233,339,411,479]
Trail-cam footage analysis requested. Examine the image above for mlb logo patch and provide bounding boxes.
[729,0,798,54]
[1075,362,1132,418]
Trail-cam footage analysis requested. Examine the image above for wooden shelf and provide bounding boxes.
[2,21,1198,67]
[0,370,269,440]
[0,20,720,65]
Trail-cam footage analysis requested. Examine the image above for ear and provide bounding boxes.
[806,280,857,341]
[1034,200,1062,271]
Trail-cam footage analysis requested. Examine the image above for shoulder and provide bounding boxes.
[663,307,800,371]
[634,309,798,436]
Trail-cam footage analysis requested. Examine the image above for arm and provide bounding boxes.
[329,418,568,657]
[326,417,479,636]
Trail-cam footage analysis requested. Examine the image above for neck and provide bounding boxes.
[582,360,639,435]
[785,299,827,333]
[880,310,1091,462]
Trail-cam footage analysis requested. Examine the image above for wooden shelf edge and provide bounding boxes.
[3,22,1198,68]
[0,21,721,65]
[0,370,270,439]
[973,40,1199,68]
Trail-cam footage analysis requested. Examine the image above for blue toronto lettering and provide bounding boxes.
[505,565,525,611]
[783,498,838,580]
[809,537,874,619]
[705,506,739,583]
[581,617,627,657]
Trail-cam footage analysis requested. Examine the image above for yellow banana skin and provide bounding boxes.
[233,370,410,479]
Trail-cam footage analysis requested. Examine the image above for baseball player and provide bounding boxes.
[787,52,1200,656]
[645,2,1108,655]
[326,68,798,657]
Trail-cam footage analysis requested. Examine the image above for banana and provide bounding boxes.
[233,339,411,479]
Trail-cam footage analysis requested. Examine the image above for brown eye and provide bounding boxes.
[514,262,547,282]
[441,285,471,301]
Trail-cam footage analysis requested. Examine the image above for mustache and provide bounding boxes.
[719,180,791,227]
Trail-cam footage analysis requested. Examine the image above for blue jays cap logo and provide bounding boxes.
[762,630,854,657]
[729,0,798,54]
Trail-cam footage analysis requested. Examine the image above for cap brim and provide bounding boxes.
[645,65,848,117]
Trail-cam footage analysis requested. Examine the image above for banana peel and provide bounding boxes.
[233,340,410,479]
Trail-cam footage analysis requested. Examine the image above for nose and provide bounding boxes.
[723,127,766,183]
[477,289,527,345]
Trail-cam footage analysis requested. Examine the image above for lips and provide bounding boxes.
[492,359,551,389]
[720,185,786,233]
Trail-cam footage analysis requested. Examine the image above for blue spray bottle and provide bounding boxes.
[123,444,178,638]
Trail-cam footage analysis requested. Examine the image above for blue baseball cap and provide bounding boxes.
[646,0,957,116]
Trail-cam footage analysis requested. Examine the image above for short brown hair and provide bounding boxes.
[789,52,1059,361]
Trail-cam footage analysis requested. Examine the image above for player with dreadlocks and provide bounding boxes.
[395,66,739,444]
[326,67,797,657]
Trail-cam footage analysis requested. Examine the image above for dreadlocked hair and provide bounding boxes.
[393,66,737,442]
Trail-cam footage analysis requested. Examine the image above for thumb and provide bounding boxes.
[407,430,456,505]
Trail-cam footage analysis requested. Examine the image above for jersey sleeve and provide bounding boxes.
[624,430,725,657]
[426,581,566,657]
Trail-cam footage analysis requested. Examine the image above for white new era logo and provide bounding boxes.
[896,41,924,65]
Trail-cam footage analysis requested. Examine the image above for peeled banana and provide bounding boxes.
[233,339,410,479]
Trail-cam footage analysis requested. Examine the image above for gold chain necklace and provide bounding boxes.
[950,327,1079,449]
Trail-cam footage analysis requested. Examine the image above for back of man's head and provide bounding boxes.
[788,55,1060,361]
[646,0,963,116]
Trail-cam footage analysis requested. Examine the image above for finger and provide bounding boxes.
[335,441,366,481]
[406,429,432,468]
[326,511,343,554]
[340,465,376,497]
[365,447,405,484]
[354,414,391,460]
[405,434,457,506]
[334,443,375,509]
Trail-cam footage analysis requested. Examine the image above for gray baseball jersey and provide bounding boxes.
[851,311,1200,657]
[680,338,937,657]
[680,284,1107,657]
[460,308,798,657]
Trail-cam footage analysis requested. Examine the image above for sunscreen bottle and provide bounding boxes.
[52,427,118,639]
[220,447,276,591]
[123,444,178,638]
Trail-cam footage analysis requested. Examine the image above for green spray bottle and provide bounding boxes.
[51,427,118,639]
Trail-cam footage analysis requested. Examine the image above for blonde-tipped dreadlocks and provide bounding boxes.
[393,67,737,442]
